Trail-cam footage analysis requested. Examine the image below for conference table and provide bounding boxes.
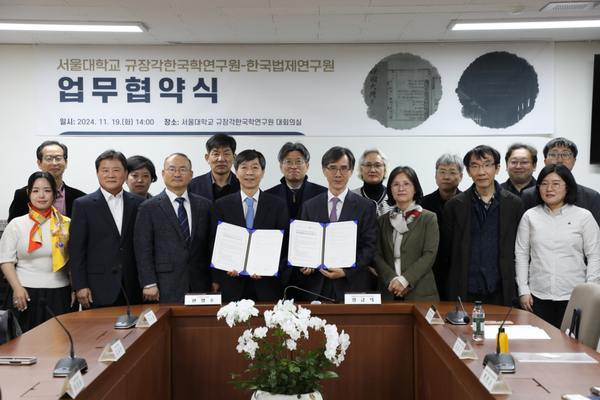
[0,301,598,399]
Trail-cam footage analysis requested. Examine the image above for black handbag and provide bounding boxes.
[0,309,23,345]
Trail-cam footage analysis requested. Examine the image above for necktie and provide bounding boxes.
[330,197,340,222]
[245,198,255,229]
[175,197,191,248]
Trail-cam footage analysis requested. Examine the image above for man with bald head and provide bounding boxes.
[134,153,214,303]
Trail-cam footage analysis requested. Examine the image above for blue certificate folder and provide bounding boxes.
[287,219,357,270]
[210,221,284,276]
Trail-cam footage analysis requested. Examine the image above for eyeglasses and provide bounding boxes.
[361,163,384,170]
[166,167,190,175]
[436,169,459,176]
[468,163,496,172]
[548,152,572,160]
[539,182,565,190]
[326,166,351,175]
[391,182,413,190]
[509,160,531,167]
[43,155,65,162]
[282,159,306,168]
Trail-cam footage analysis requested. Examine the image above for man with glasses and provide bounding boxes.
[421,154,464,300]
[442,145,523,306]
[8,140,86,222]
[188,133,240,202]
[520,137,600,226]
[501,143,538,197]
[266,142,327,220]
[297,147,377,302]
[134,153,213,303]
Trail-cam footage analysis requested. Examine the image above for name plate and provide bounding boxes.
[135,308,157,328]
[59,368,85,398]
[185,292,222,306]
[453,334,467,357]
[99,337,125,362]
[478,363,512,394]
[344,292,382,305]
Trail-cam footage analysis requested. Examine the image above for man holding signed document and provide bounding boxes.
[210,150,290,302]
[289,147,377,302]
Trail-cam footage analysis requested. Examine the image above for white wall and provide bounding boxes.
[2,42,600,219]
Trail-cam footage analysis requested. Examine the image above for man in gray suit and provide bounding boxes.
[134,153,213,303]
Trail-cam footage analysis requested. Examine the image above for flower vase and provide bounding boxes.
[252,390,323,400]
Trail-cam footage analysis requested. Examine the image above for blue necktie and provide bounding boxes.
[245,197,255,229]
[175,197,191,248]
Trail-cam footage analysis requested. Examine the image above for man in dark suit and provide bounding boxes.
[8,141,86,222]
[212,149,289,302]
[443,145,523,307]
[188,133,240,202]
[520,137,600,227]
[298,147,377,302]
[420,153,464,300]
[265,142,327,220]
[134,153,213,303]
[70,150,145,309]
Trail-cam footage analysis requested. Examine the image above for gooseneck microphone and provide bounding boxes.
[112,267,139,329]
[39,298,88,377]
[446,296,470,324]
[483,297,520,373]
[283,285,340,304]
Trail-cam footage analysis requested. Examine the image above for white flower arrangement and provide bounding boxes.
[217,299,350,396]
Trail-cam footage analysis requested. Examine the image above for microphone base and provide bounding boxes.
[114,314,139,329]
[53,356,88,377]
[483,353,516,373]
[446,310,469,325]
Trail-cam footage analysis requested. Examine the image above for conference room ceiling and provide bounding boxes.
[1,0,599,45]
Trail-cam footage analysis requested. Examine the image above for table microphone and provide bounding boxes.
[283,285,340,304]
[112,267,139,329]
[446,296,470,325]
[483,297,520,373]
[38,298,88,377]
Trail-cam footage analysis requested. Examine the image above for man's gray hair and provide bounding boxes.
[435,153,464,173]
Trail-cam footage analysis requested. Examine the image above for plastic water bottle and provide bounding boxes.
[472,301,485,342]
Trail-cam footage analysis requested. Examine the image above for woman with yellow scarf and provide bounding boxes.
[0,172,71,332]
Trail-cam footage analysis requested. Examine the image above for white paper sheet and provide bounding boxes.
[287,220,324,268]
[245,229,284,276]
[323,220,357,269]
[484,325,550,340]
[211,222,249,272]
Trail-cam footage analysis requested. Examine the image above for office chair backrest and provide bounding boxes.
[560,283,600,349]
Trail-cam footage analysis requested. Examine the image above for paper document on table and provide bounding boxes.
[512,352,599,363]
[323,220,357,269]
[245,229,284,276]
[484,325,550,339]
[211,222,249,272]
[288,220,324,268]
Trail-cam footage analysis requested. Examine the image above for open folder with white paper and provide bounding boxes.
[211,221,284,276]
[287,219,357,269]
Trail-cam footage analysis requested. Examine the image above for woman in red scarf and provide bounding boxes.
[0,172,72,332]
[372,166,440,301]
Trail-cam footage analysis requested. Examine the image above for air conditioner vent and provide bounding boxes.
[540,2,600,12]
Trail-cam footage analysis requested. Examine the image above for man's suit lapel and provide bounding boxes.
[120,192,136,243]
[157,191,186,243]
[254,191,269,228]
[229,194,246,227]
[201,173,214,202]
[92,189,120,238]
[339,191,357,221]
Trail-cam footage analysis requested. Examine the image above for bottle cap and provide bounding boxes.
[475,301,483,306]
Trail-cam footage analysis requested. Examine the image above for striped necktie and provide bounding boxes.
[175,197,191,248]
